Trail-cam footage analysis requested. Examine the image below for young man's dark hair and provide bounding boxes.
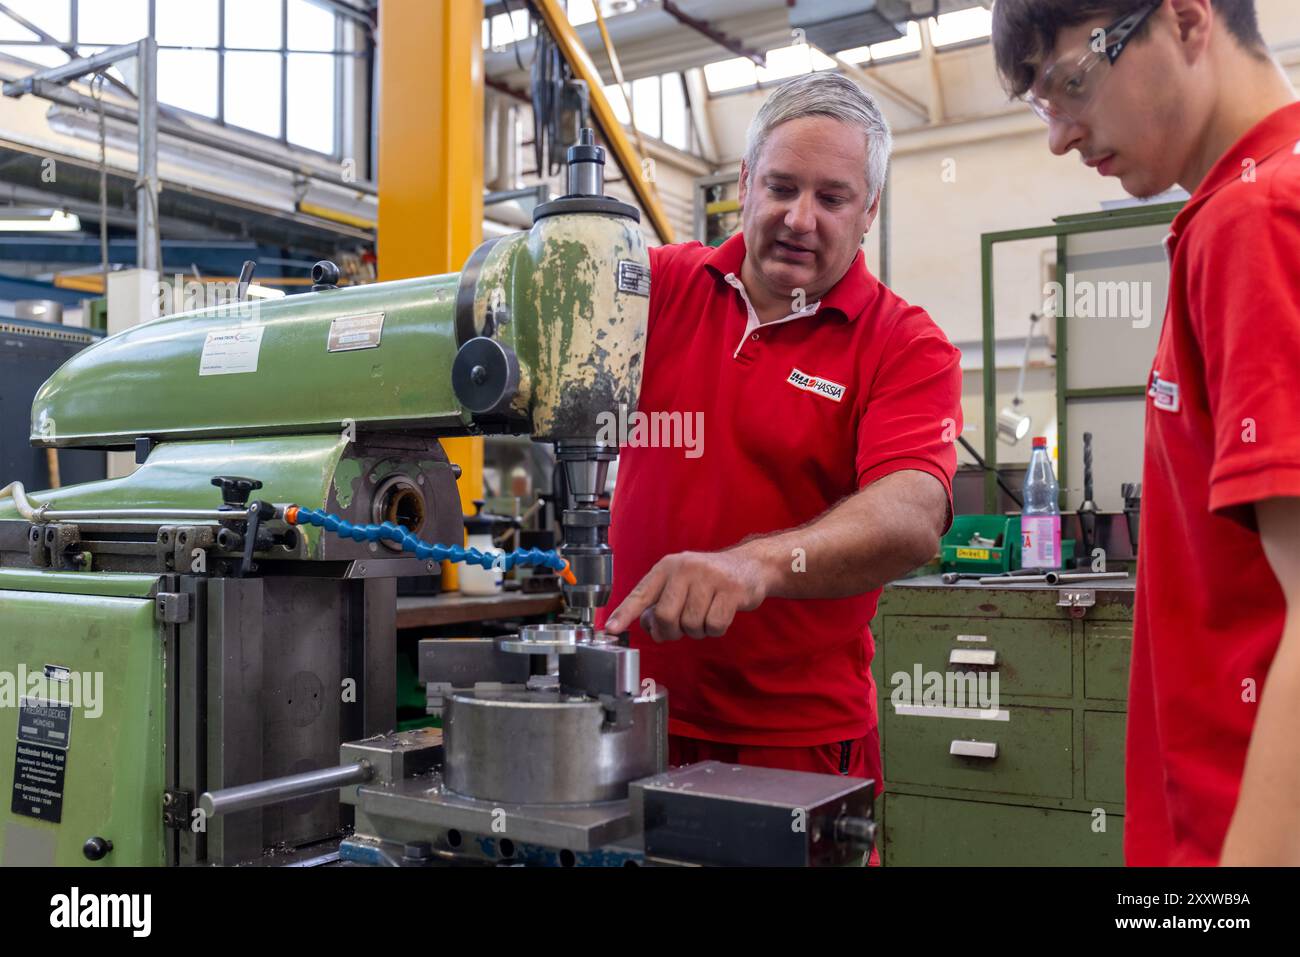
[993,0,1266,96]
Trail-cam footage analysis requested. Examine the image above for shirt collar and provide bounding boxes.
[1172,100,1300,236]
[703,231,876,322]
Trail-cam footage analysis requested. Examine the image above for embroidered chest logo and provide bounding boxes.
[786,368,846,403]
[1149,370,1180,413]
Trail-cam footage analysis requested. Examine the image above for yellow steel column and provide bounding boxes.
[378,0,484,588]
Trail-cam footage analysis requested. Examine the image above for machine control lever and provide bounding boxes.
[82,836,113,861]
[199,761,373,818]
[211,475,262,509]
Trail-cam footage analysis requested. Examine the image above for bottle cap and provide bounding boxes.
[1033,437,1047,448]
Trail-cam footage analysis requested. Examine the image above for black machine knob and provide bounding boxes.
[452,337,520,416]
[211,475,263,509]
[83,836,113,861]
[312,260,341,291]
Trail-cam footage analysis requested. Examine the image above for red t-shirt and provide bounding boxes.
[1126,102,1300,866]
[595,233,963,746]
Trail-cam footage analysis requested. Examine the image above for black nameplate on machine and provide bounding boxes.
[10,697,72,823]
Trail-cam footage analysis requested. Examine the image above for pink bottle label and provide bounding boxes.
[1021,515,1061,569]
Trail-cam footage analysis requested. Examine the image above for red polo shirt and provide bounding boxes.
[1126,101,1300,866]
[596,233,963,746]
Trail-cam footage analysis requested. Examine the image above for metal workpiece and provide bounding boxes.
[629,762,877,868]
[497,622,593,655]
[199,761,375,818]
[443,689,667,805]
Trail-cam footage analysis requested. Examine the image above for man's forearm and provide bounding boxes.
[731,470,947,601]
[1220,610,1300,865]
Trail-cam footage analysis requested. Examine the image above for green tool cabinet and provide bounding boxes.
[871,575,1134,866]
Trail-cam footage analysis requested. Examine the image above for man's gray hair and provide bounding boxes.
[742,71,893,206]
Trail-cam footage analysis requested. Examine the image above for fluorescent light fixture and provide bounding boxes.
[0,209,81,232]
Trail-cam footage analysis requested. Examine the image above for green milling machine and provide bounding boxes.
[0,134,876,868]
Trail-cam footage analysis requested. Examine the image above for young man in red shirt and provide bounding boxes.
[993,0,1300,865]
[599,72,963,800]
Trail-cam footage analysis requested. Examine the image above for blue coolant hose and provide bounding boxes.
[285,505,574,581]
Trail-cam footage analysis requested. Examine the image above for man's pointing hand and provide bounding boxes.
[603,548,771,642]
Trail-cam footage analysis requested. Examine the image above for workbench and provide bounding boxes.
[871,574,1134,866]
[396,591,563,630]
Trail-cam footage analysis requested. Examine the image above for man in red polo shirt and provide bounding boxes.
[993,0,1300,865]
[599,72,963,798]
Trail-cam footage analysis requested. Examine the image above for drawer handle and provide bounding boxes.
[950,740,998,759]
[955,634,988,643]
[949,649,997,667]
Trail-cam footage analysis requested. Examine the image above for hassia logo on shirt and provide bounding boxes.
[1149,370,1180,413]
[786,368,846,403]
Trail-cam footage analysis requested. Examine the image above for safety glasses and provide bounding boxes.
[1022,1,1163,124]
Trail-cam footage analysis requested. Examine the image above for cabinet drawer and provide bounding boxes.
[882,793,1123,866]
[883,705,1073,798]
[1084,710,1127,805]
[883,615,1072,699]
[1084,623,1132,701]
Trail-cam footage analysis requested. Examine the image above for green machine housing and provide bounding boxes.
[0,133,650,866]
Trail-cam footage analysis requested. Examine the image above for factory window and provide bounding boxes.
[758,43,836,82]
[604,83,631,125]
[837,12,989,66]
[864,21,923,61]
[929,7,994,47]
[159,49,220,117]
[0,0,355,158]
[661,73,689,152]
[605,73,695,154]
[0,0,70,42]
[78,0,149,46]
[287,52,335,153]
[703,56,757,94]
[225,0,283,50]
[705,42,837,95]
[0,0,70,66]
[631,75,660,140]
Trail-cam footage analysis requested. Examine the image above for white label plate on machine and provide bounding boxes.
[327,312,385,352]
[617,260,650,297]
[199,326,265,376]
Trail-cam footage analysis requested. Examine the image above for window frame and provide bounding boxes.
[0,0,364,160]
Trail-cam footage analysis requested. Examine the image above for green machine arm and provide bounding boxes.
[7,130,649,610]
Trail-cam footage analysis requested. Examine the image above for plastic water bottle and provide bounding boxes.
[1021,437,1062,570]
